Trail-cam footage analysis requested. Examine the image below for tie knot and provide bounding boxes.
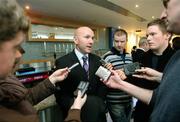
[82,56,88,62]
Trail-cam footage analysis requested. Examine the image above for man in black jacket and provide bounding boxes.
[132,37,149,63]
[0,0,87,122]
[133,18,175,122]
[55,27,107,122]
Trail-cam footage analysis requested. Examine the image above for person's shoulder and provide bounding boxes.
[103,51,112,56]
[163,50,180,76]
[89,53,101,60]
[101,51,113,59]
[2,75,23,85]
[166,50,180,65]
[56,51,74,62]
[144,50,153,56]
[136,48,144,52]
[125,52,131,57]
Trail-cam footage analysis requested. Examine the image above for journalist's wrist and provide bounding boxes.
[49,76,56,85]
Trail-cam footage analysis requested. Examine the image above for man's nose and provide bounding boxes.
[118,42,122,46]
[160,9,167,19]
[16,50,23,58]
[89,38,94,44]
[147,35,151,42]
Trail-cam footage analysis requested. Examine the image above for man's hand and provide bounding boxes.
[133,67,163,82]
[104,63,113,70]
[71,90,87,110]
[115,69,127,80]
[104,63,127,80]
[49,67,69,84]
[102,70,124,89]
[102,70,153,105]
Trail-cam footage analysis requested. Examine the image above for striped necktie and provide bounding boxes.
[82,55,89,77]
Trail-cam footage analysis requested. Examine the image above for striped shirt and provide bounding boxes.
[102,47,132,104]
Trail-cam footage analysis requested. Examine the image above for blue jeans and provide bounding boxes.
[107,102,133,122]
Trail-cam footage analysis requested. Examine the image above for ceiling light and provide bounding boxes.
[152,16,155,19]
[118,26,121,29]
[25,5,30,10]
[135,4,139,8]
[135,30,142,33]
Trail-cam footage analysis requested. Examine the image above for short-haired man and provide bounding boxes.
[0,0,86,122]
[102,29,133,122]
[134,18,175,122]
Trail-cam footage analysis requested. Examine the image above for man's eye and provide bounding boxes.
[151,33,155,36]
[114,40,118,42]
[18,46,25,54]
[148,33,155,36]
[15,45,25,54]
[84,36,90,39]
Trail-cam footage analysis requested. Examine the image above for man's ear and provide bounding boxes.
[74,36,78,44]
[166,32,172,41]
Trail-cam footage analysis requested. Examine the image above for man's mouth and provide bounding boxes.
[164,19,169,27]
[149,43,154,47]
[13,59,20,68]
[87,46,92,49]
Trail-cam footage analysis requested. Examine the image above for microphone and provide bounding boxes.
[68,62,79,71]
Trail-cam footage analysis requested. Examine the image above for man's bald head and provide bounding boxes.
[74,26,94,37]
[73,26,94,54]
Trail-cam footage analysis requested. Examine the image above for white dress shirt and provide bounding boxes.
[74,48,89,67]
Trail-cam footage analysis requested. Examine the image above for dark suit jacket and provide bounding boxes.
[132,48,145,63]
[55,50,107,108]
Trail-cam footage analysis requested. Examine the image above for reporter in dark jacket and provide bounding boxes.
[0,1,85,122]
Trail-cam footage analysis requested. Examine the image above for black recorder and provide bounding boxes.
[123,62,142,76]
[99,59,142,76]
[77,81,89,98]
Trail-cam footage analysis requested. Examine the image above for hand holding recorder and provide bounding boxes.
[96,59,141,81]
[71,90,87,110]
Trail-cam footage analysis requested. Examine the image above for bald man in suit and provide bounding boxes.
[55,27,107,122]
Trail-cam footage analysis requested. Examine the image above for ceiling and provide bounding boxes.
[17,0,164,36]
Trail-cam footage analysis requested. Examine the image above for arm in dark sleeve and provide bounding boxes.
[149,89,158,108]
[64,109,81,122]
[0,75,55,106]
[26,78,56,105]
[0,105,39,122]
[0,75,27,106]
